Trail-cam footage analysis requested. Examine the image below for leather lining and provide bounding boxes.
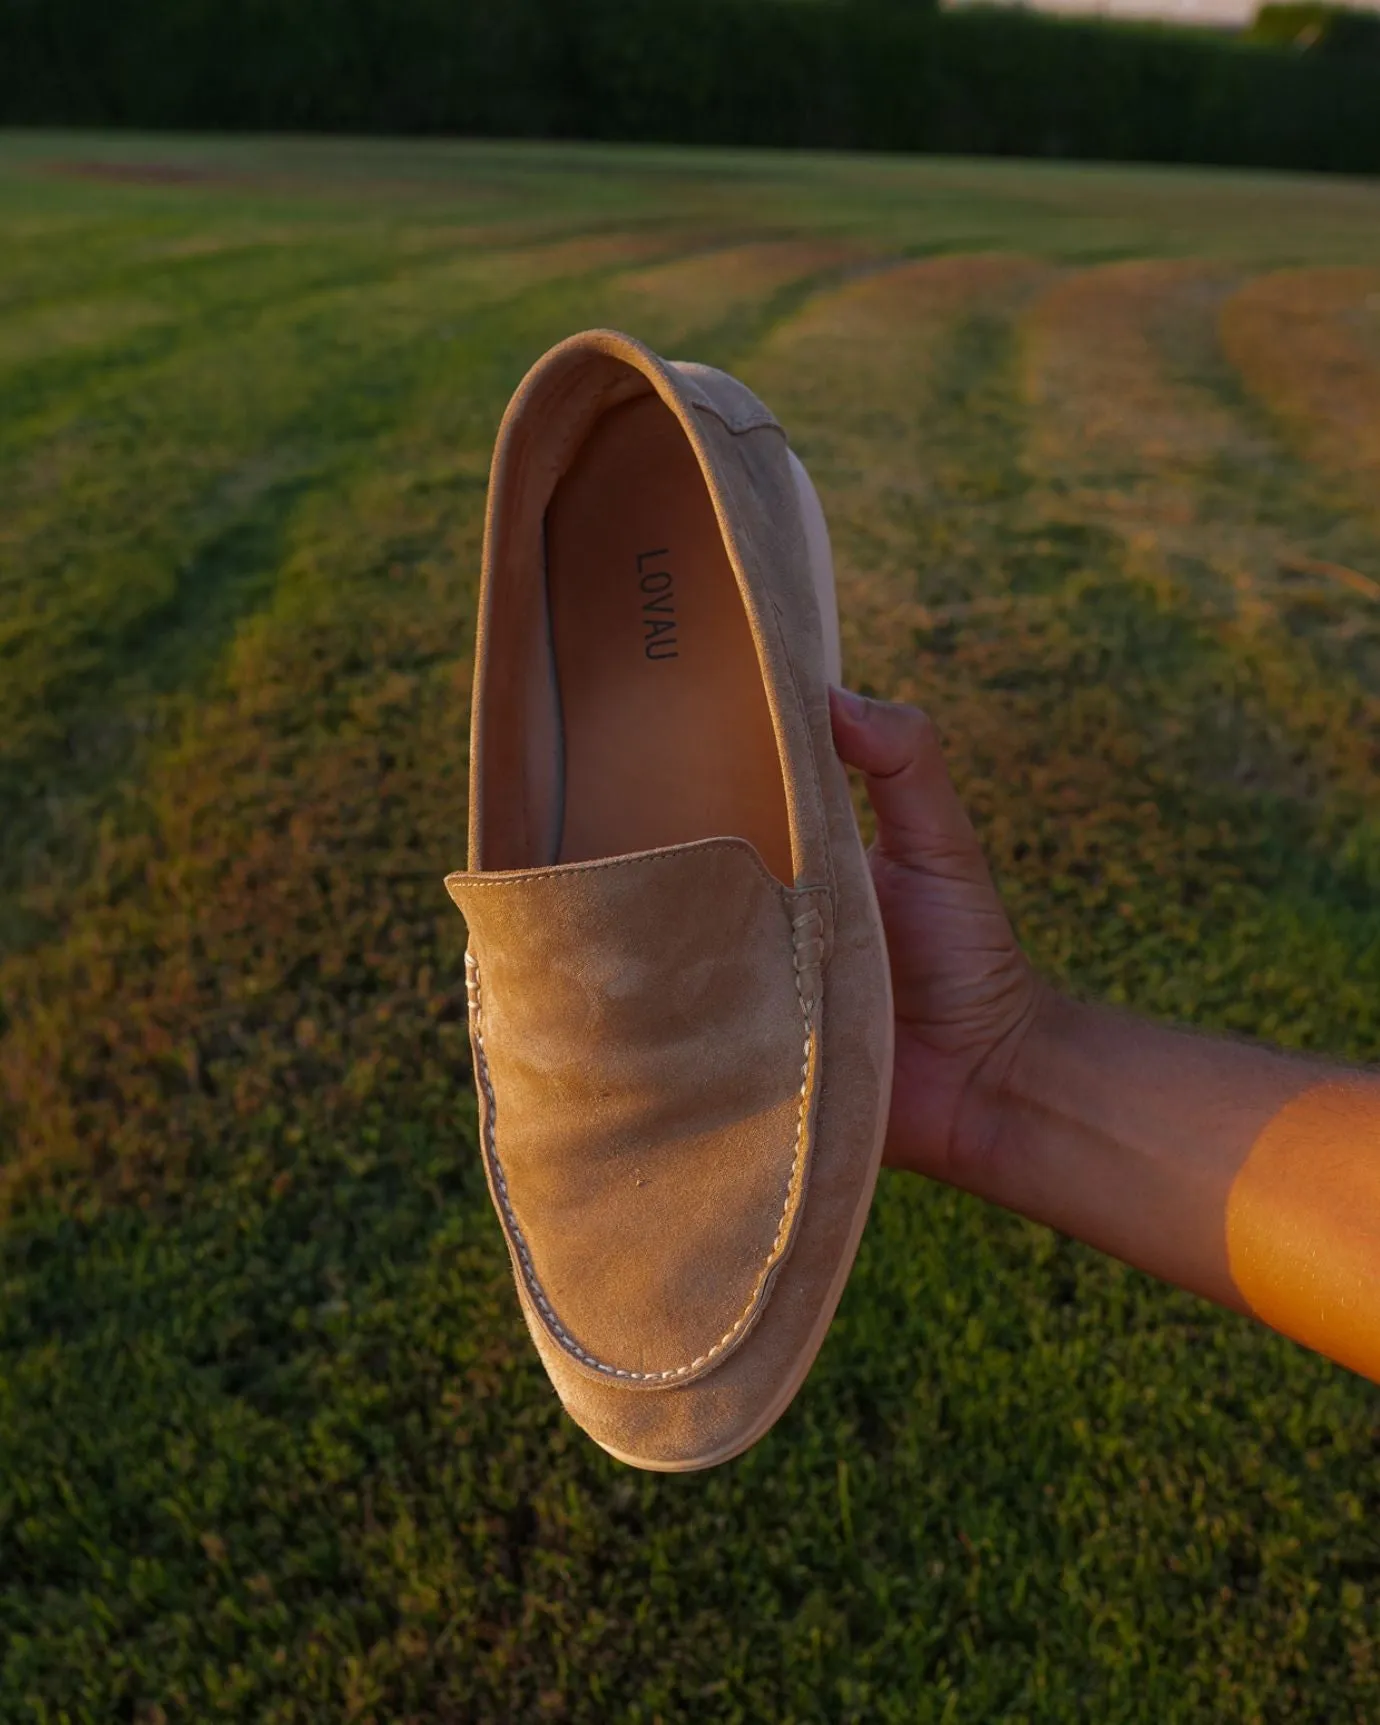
[544,392,794,883]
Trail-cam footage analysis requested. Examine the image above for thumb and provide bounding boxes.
[828,686,984,875]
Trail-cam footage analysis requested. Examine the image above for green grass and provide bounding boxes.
[2,133,1379,1723]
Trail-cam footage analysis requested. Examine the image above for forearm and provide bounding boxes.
[960,988,1380,1380]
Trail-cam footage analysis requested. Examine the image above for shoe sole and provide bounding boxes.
[591,450,896,1472]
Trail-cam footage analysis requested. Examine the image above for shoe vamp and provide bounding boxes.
[451,838,815,1382]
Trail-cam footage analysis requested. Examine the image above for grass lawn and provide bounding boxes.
[2,132,1379,1723]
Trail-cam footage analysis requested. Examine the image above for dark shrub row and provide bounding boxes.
[3,0,1379,173]
[1248,2,1380,56]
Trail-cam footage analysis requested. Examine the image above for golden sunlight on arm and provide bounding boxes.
[1227,1083,1380,1382]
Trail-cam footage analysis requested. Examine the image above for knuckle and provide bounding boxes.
[898,703,940,755]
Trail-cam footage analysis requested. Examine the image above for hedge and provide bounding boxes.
[2,0,1378,173]
[1248,1,1380,55]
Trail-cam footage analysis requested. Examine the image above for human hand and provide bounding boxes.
[828,687,1046,1186]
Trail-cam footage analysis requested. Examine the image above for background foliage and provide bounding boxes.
[1247,1,1380,54]
[3,0,1380,172]
[1,133,1379,1721]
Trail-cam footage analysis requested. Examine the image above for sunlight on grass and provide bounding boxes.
[1222,267,1380,507]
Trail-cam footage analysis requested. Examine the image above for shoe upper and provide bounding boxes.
[449,839,827,1387]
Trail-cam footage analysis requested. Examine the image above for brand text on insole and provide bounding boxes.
[637,548,678,660]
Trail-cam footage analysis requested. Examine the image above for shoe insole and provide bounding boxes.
[545,392,793,884]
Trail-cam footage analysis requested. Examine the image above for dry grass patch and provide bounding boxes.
[0,296,173,369]
[1020,260,1380,806]
[611,237,876,349]
[449,226,700,300]
[1022,260,1247,492]
[1221,267,1380,500]
[743,253,1051,692]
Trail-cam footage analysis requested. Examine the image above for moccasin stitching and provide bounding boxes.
[465,921,819,1385]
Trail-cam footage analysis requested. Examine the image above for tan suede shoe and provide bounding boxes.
[445,329,893,1472]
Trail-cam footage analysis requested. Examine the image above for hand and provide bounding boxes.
[829,687,1045,1186]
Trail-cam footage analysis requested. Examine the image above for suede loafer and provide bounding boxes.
[445,329,893,1471]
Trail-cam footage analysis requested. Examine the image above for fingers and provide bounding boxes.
[828,686,984,874]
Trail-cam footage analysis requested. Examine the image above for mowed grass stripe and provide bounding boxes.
[0,225,563,440]
[743,249,1378,1032]
[740,253,1053,691]
[1019,261,1380,814]
[989,262,1379,1040]
[750,253,1380,1049]
[0,221,699,465]
[1022,259,1244,491]
[1221,267,1380,515]
[608,236,883,361]
[0,150,558,317]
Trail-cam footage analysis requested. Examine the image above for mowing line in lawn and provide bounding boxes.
[1019,260,1380,813]
[1221,267,1380,529]
[607,236,884,363]
[739,253,1054,704]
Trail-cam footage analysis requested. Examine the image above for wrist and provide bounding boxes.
[948,973,1068,1204]
[951,987,1257,1313]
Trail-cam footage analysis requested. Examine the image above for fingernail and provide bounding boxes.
[830,685,869,722]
